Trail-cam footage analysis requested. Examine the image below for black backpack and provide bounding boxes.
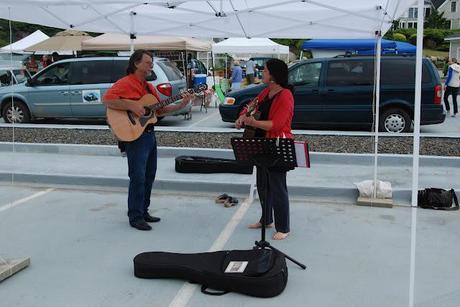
[133,249,288,297]
[417,188,459,210]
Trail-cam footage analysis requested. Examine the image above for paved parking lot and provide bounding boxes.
[1,184,459,307]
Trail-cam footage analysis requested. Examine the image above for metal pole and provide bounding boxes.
[412,0,424,207]
[409,1,424,307]
[129,11,135,55]
[372,34,382,198]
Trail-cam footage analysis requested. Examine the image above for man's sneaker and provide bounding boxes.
[452,114,457,117]
[144,213,161,223]
[130,220,152,231]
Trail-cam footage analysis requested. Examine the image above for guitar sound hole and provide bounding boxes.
[144,107,152,117]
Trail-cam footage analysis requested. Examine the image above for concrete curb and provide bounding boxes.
[1,142,459,167]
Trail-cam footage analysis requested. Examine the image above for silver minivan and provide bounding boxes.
[0,57,190,123]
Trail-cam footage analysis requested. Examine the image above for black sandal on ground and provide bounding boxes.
[215,193,229,203]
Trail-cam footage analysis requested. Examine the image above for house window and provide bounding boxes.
[452,1,457,13]
[408,7,418,19]
[425,7,431,17]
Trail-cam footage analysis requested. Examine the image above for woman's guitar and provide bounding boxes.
[243,97,260,138]
[107,84,207,141]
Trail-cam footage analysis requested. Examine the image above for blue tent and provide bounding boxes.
[302,39,415,55]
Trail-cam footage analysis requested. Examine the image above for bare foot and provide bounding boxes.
[248,222,274,229]
[272,232,289,240]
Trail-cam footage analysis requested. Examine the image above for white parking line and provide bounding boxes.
[186,111,219,128]
[168,198,252,307]
[0,188,55,213]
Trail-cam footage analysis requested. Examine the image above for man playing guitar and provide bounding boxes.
[103,50,192,231]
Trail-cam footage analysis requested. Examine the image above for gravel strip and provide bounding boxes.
[0,128,459,156]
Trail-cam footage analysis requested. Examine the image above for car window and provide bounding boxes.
[289,62,322,86]
[34,62,70,85]
[13,69,30,83]
[69,61,112,85]
[156,60,183,81]
[0,69,13,86]
[381,59,431,85]
[112,60,128,82]
[326,60,374,86]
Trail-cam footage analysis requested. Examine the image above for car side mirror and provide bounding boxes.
[26,78,35,87]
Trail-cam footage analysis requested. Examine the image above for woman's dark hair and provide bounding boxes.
[127,49,152,75]
[265,58,294,93]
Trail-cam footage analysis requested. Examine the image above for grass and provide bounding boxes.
[423,49,448,58]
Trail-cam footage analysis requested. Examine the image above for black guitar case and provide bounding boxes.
[133,249,288,297]
[175,156,253,174]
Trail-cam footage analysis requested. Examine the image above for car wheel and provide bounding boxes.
[2,100,31,123]
[379,108,411,133]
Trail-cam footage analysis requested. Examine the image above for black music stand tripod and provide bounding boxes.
[231,137,306,270]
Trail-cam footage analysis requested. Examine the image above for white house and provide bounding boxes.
[398,0,435,29]
[438,0,460,29]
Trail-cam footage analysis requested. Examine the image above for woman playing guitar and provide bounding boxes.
[235,59,294,240]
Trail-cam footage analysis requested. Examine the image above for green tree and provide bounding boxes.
[424,9,450,29]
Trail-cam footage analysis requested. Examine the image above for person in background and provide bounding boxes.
[41,55,52,69]
[235,59,294,240]
[444,58,460,118]
[230,60,243,91]
[25,56,39,75]
[245,58,255,85]
[186,53,197,88]
[51,52,60,63]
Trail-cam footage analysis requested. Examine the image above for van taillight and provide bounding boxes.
[157,83,172,96]
[434,85,442,104]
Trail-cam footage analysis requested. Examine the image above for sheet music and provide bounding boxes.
[295,141,310,168]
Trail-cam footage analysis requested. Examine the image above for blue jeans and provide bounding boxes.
[125,130,157,222]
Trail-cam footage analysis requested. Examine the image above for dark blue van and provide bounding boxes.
[219,56,445,133]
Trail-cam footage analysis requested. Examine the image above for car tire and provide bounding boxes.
[379,108,411,133]
[2,100,31,123]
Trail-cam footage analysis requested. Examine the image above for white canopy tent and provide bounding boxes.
[0,2,424,304]
[81,33,211,52]
[212,37,289,59]
[0,29,48,53]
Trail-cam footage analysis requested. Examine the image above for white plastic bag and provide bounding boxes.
[354,180,392,199]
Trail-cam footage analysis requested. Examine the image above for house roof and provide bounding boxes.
[445,32,460,41]
[431,0,447,9]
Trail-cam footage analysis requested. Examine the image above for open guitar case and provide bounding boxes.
[133,248,288,297]
[175,156,253,174]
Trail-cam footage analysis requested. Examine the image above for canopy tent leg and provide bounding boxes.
[409,1,424,307]
[372,34,382,199]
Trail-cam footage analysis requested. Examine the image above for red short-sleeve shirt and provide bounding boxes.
[103,74,160,101]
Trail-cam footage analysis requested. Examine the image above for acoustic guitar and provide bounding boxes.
[243,97,261,138]
[107,84,207,141]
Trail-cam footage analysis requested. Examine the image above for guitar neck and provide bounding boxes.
[149,92,186,111]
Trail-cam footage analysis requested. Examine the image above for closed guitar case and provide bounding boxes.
[175,156,253,174]
[133,249,288,298]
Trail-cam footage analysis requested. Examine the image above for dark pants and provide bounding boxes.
[246,73,254,84]
[256,167,290,233]
[125,130,157,222]
[443,86,459,114]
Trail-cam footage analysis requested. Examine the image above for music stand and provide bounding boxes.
[231,137,306,270]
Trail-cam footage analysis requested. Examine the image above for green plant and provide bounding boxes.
[392,33,407,42]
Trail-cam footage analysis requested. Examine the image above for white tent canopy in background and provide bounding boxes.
[0,30,48,53]
[0,1,413,39]
[212,38,289,58]
[81,33,211,51]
